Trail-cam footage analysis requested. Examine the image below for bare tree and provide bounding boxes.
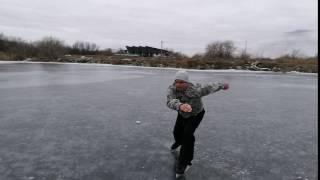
[0,33,37,59]
[204,40,236,59]
[72,41,99,55]
[34,37,66,60]
[289,49,304,58]
[279,49,305,59]
[239,49,251,59]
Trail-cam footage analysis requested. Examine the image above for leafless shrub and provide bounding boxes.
[34,37,66,60]
[204,40,236,59]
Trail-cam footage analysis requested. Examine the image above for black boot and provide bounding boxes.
[176,162,187,175]
[171,142,180,151]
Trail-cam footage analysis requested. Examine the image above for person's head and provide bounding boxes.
[174,70,190,91]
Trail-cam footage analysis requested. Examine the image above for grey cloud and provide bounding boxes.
[285,29,314,35]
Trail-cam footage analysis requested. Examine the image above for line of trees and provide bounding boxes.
[70,41,99,55]
[0,33,317,73]
[192,40,317,61]
[0,33,113,60]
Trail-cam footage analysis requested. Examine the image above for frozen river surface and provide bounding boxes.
[0,62,317,180]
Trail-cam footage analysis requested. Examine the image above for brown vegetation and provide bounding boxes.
[0,33,318,73]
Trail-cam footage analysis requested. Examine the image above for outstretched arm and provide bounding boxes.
[199,83,229,97]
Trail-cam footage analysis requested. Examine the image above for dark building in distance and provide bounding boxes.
[125,46,169,57]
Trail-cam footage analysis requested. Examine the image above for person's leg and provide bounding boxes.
[178,110,205,166]
[172,113,185,149]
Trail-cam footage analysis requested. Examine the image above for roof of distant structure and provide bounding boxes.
[126,46,169,53]
[125,46,170,56]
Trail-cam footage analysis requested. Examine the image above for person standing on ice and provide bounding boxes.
[166,70,229,176]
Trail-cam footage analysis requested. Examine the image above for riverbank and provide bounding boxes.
[0,52,318,74]
[0,60,317,76]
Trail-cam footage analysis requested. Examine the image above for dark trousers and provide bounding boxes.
[173,109,205,165]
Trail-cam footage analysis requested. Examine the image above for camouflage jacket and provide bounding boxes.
[166,82,224,118]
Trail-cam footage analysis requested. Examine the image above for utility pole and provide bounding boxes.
[244,40,247,55]
[160,40,164,56]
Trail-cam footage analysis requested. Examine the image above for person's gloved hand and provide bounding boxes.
[179,103,192,112]
[222,83,229,90]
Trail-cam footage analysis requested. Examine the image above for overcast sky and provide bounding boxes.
[0,0,318,57]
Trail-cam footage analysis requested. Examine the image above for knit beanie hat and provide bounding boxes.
[175,70,190,83]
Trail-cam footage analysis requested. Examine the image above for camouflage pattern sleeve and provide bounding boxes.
[198,83,224,97]
[166,86,182,111]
